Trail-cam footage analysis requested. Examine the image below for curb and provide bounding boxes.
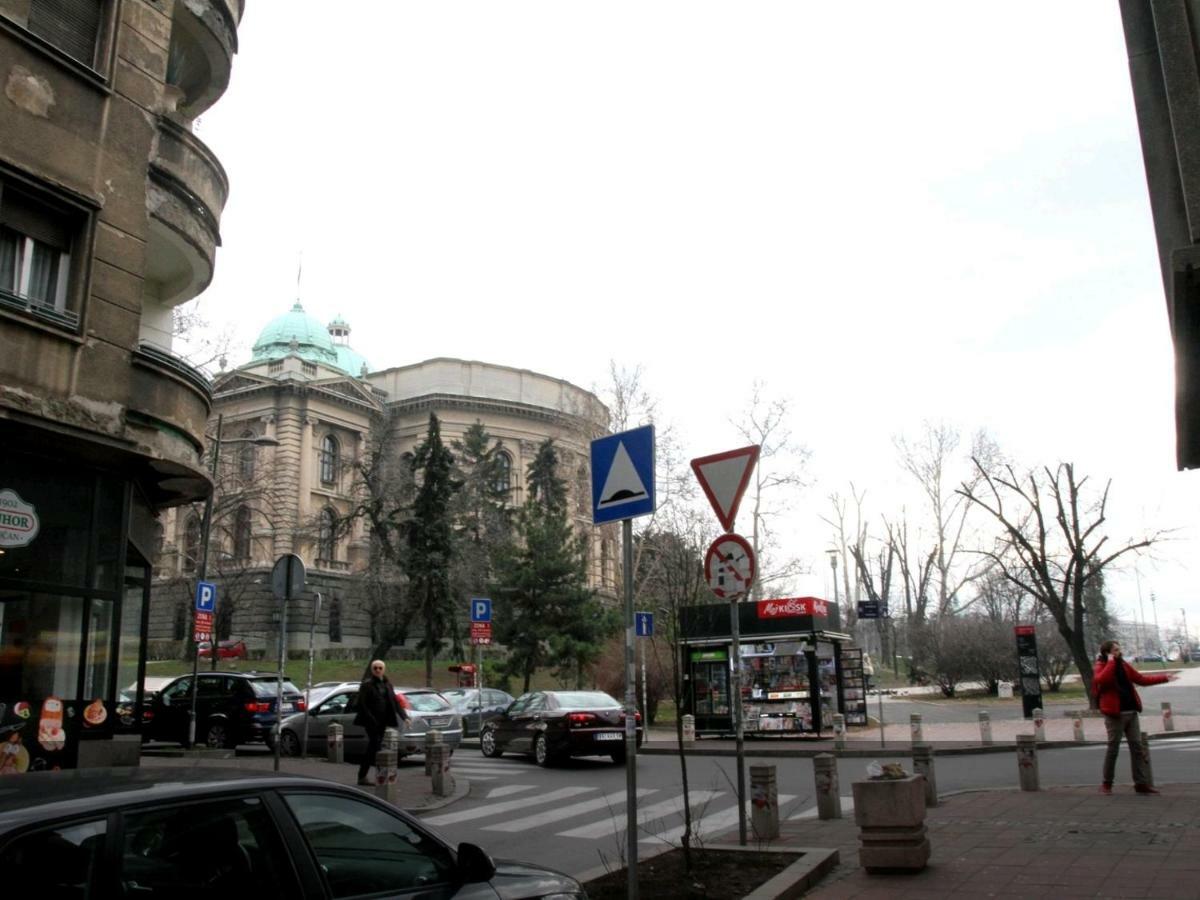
[404,774,470,813]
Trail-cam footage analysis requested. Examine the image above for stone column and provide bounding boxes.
[852,775,931,873]
[374,748,398,804]
[910,713,923,745]
[1072,711,1086,742]
[327,722,344,764]
[1033,708,1045,743]
[814,753,842,820]
[750,765,779,839]
[1016,734,1039,791]
[978,710,993,746]
[424,729,443,775]
[1162,702,1174,732]
[833,713,846,750]
[911,744,937,807]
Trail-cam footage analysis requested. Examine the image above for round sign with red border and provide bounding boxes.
[704,533,756,601]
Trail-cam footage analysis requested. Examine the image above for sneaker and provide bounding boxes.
[1099,783,1112,795]
[1135,784,1160,795]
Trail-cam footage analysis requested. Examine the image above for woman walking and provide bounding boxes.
[353,659,408,786]
[1092,640,1177,794]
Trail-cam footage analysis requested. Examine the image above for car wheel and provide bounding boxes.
[480,726,502,758]
[534,733,554,767]
[611,748,627,765]
[204,722,230,749]
[279,729,301,757]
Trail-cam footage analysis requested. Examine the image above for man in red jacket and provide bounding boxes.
[1092,640,1178,794]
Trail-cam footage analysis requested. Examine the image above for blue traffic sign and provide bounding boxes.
[470,597,492,623]
[195,581,217,612]
[590,425,655,525]
[635,611,654,637]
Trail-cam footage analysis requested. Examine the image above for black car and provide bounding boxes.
[480,690,643,766]
[0,768,585,899]
[146,672,305,749]
[442,688,515,737]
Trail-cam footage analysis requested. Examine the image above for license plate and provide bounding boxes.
[595,732,622,741]
[281,704,293,712]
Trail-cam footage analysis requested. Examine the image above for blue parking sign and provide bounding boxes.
[471,597,492,623]
[195,581,217,612]
[635,611,654,637]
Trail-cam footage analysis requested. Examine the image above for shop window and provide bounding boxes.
[238,431,256,479]
[183,515,201,574]
[319,435,339,485]
[317,508,337,563]
[119,568,147,703]
[0,592,83,704]
[328,596,342,643]
[0,176,87,329]
[232,506,252,562]
[83,597,112,700]
[492,450,512,495]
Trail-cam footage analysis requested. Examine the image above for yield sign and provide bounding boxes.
[690,445,760,532]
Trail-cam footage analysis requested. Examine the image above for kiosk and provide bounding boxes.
[679,597,853,737]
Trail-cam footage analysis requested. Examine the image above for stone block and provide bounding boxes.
[852,776,927,829]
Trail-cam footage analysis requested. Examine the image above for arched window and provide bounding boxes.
[233,506,252,561]
[492,450,512,495]
[318,508,337,562]
[328,596,343,643]
[320,434,339,485]
[173,602,187,641]
[238,430,256,479]
[183,515,201,573]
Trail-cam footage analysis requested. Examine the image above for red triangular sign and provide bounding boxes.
[690,445,760,532]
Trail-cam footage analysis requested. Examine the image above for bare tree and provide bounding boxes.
[822,486,868,630]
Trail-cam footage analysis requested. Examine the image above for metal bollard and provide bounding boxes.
[1016,734,1039,791]
[1072,711,1085,742]
[814,753,842,820]
[1033,708,1045,743]
[910,713,923,745]
[682,714,695,745]
[750,764,780,839]
[428,743,452,797]
[424,729,443,776]
[833,714,846,750]
[911,744,937,807]
[1140,733,1154,788]
[327,722,344,764]
[374,748,399,804]
[978,710,993,746]
[1162,702,1174,732]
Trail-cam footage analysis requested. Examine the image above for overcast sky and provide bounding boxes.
[189,2,1200,645]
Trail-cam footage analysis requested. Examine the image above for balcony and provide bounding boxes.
[146,117,228,306]
[165,0,244,119]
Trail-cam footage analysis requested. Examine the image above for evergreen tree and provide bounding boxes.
[450,421,514,596]
[1082,567,1112,658]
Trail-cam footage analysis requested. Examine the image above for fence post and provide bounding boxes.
[1033,708,1045,743]
[910,713,923,745]
[911,744,937,807]
[814,753,842,820]
[1016,734,1039,791]
[833,713,846,750]
[978,710,993,746]
[750,764,780,839]
[1072,711,1086,743]
[424,729,443,776]
[327,722,344,764]
[1162,702,1174,733]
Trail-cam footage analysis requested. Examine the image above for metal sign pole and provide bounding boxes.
[879,688,885,747]
[623,517,638,900]
[274,557,292,773]
[189,415,223,748]
[731,597,747,846]
[302,592,321,759]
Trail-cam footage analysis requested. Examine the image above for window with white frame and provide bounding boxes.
[0,178,84,325]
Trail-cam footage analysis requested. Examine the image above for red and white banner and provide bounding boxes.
[755,597,829,619]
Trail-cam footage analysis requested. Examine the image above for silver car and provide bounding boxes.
[277,681,462,759]
[442,687,515,737]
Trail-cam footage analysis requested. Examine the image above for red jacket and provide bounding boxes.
[1091,657,1170,715]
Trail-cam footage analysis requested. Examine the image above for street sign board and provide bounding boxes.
[704,533,756,601]
[470,621,492,645]
[470,597,492,623]
[590,425,656,525]
[195,581,217,612]
[1014,624,1043,718]
[635,611,654,637]
[271,553,306,600]
[193,609,213,643]
[690,445,760,533]
[857,600,882,619]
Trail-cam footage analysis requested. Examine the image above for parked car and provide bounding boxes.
[116,675,178,732]
[277,682,462,758]
[302,680,346,709]
[1133,653,1165,663]
[480,689,643,766]
[441,687,515,737]
[0,768,585,898]
[145,672,305,749]
[198,638,248,660]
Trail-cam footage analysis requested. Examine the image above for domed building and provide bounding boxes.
[152,303,616,657]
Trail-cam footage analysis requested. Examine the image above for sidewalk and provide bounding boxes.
[747,782,1200,899]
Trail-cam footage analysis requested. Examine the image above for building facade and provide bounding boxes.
[151,302,618,658]
[0,0,244,770]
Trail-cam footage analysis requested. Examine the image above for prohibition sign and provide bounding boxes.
[704,533,756,601]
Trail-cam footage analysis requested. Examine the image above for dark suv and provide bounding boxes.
[146,672,305,749]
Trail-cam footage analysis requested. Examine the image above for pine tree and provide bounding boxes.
[450,421,513,595]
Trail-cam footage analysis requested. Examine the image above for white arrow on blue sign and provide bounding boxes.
[195,581,217,612]
[635,611,654,637]
[471,598,492,623]
[591,425,656,525]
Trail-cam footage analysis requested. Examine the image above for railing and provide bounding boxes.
[134,341,213,402]
[0,288,79,330]
[315,559,352,573]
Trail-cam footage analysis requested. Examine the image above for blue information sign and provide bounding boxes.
[590,425,656,525]
[635,611,654,637]
[195,581,217,612]
[470,597,492,623]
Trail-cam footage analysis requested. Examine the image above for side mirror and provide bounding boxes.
[308,708,319,717]
[456,842,496,883]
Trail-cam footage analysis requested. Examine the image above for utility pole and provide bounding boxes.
[1151,592,1163,666]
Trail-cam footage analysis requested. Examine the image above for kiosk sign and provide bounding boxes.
[0,489,39,548]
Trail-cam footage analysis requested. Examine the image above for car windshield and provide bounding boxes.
[249,679,301,697]
[553,691,620,710]
[402,691,452,712]
[443,690,477,705]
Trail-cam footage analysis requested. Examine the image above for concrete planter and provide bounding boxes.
[851,775,930,873]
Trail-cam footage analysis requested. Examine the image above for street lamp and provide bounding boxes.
[827,549,840,609]
[188,413,279,749]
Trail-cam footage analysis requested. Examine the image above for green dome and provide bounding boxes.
[251,301,340,368]
[335,344,371,376]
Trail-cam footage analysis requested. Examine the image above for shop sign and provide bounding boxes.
[689,649,728,662]
[0,489,39,548]
[756,597,828,619]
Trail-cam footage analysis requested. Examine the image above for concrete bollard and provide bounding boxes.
[750,764,780,839]
[1033,708,1045,743]
[911,744,937,807]
[1016,734,1039,792]
[428,743,452,797]
[327,722,344,764]
[910,713,923,745]
[1162,702,1174,732]
[374,748,399,804]
[682,714,695,745]
[852,775,931,873]
[833,714,846,750]
[814,753,842,820]
[383,727,400,753]
[424,729,443,776]
[1140,734,1154,788]
[978,710,993,746]
[1072,711,1086,742]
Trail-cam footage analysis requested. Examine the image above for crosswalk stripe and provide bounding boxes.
[643,794,797,845]
[485,788,659,832]
[557,790,722,839]
[423,785,595,827]
[789,797,854,820]
[452,762,525,772]
[486,785,536,799]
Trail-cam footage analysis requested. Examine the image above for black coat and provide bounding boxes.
[353,677,408,732]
